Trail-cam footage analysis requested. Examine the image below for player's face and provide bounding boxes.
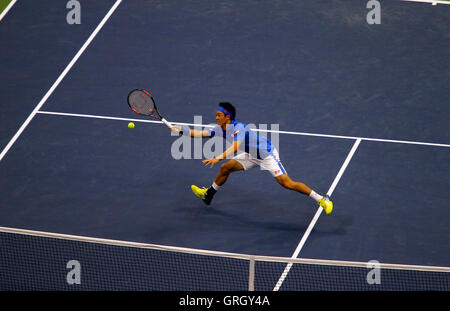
[216,111,229,127]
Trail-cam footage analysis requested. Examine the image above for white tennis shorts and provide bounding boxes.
[233,149,287,177]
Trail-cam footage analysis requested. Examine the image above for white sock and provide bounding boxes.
[309,190,323,202]
[211,182,220,191]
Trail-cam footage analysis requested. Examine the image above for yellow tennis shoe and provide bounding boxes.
[191,185,208,200]
[191,185,215,205]
[318,196,333,215]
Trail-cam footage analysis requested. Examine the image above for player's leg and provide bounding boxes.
[274,174,333,214]
[274,174,312,195]
[262,149,333,214]
[213,159,244,186]
[191,159,245,206]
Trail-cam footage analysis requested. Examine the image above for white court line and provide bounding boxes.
[402,0,450,5]
[0,0,18,22]
[36,110,450,148]
[0,0,122,162]
[273,139,362,291]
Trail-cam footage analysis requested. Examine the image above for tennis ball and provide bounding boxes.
[128,122,135,129]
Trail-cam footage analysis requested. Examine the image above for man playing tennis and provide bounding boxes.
[171,102,333,214]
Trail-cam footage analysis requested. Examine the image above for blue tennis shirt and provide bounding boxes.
[208,120,274,159]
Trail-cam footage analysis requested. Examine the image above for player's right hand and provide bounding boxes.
[169,125,182,134]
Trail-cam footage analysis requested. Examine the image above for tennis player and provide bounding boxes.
[170,102,333,214]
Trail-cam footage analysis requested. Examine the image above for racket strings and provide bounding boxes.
[128,90,159,118]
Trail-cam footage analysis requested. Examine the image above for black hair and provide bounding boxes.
[218,102,236,120]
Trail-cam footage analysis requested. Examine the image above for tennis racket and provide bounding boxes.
[127,89,175,130]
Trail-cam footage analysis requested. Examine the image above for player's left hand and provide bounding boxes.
[202,158,220,168]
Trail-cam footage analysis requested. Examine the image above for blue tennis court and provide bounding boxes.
[0,0,449,291]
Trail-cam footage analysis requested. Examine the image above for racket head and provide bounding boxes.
[127,89,162,119]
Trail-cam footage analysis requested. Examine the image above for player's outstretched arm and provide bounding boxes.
[169,125,211,138]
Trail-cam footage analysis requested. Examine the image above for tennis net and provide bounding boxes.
[0,226,448,290]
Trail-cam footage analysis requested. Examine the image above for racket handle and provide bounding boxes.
[162,118,186,135]
[161,118,173,128]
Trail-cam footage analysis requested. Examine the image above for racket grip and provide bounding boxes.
[161,118,173,128]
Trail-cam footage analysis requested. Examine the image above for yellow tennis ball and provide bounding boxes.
[128,122,135,129]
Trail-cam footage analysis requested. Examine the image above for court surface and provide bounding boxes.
[0,0,449,289]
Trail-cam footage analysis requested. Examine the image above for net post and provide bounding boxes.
[248,256,255,291]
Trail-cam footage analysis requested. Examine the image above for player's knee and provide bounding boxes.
[220,162,232,174]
